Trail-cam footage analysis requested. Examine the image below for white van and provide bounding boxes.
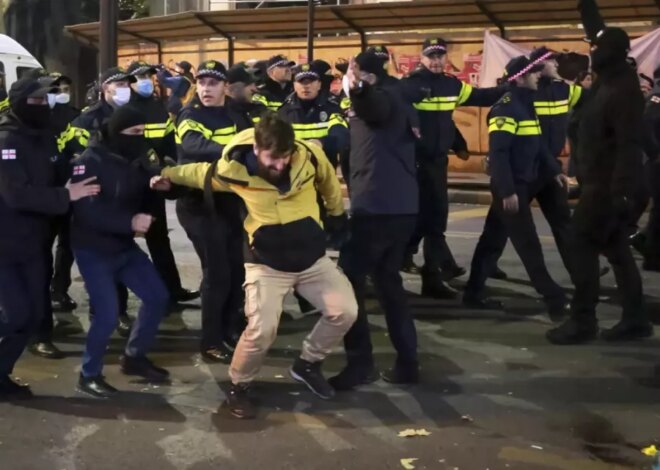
[0,34,42,88]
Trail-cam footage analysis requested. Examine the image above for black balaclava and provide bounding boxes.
[11,97,51,129]
[105,104,149,162]
[591,27,630,73]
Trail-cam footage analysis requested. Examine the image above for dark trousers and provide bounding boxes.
[117,197,183,313]
[51,215,74,296]
[647,161,660,263]
[465,183,566,307]
[176,196,244,350]
[37,221,65,343]
[569,189,646,322]
[339,215,418,367]
[0,255,49,375]
[628,160,652,235]
[75,246,169,377]
[407,157,459,273]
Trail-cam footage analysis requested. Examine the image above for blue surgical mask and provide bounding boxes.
[136,79,154,97]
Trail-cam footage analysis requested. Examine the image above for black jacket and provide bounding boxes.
[0,113,70,263]
[50,103,80,137]
[347,79,418,215]
[253,77,293,111]
[225,96,266,132]
[535,77,586,159]
[642,86,660,163]
[403,66,503,160]
[69,141,157,254]
[130,91,177,163]
[487,86,561,198]
[278,93,349,167]
[60,100,114,162]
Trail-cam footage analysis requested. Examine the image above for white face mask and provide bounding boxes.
[47,93,57,109]
[55,93,70,105]
[342,74,351,97]
[112,87,131,107]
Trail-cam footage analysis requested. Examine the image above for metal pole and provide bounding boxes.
[99,0,118,72]
[306,0,315,62]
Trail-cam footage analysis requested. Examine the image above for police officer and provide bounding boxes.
[58,66,136,336]
[278,63,349,169]
[403,38,504,299]
[253,55,294,111]
[156,60,196,116]
[127,60,199,304]
[175,60,244,361]
[332,52,420,390]
[70,105,170,398]
[642,67,660,271]
[463,56,568,320]
[311,59,335,96]
[547,0,651,344]
[225,64,266,131]
[0,76,100,399]
[0,71,8,114]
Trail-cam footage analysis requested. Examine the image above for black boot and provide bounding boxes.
[546,318,598,345]
[51,291,77,312]
[173,288,200,303]
[601,319,653,342]
[381,361,419,385]
[440,266,467,282]
[120,355,170,382]
[289,357,335,399]
[30,341,65,359]
[201,344,233,363]
[401,255,420,275]
[462,295,503,310]
[76,375,118,399]
[421,271,459,300]
[224,383,257,419]
[0,376,32,400]
[328,363,379,391]
[117,315,132,338]
[547,301,569,323]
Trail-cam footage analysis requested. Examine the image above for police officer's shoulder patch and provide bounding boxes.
[501,93,512,104]
[495,117,506,129]
[319,111,328,122]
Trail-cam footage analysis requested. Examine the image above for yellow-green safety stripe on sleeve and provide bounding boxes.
[175,119,212,144]
[144,118,175,139]
[328,113,348,129]
[488,116,517,134]
[0,98,9,112]
[211,125,237,145]
[291,122,331,140]
[457,82,474,106]
[568,84,583,109]
[515,119,542,136]
[534,99,569,116]
[414,95,459,112]
[340,97,351,110]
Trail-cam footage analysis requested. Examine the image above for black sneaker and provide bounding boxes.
[462,295,503,310]
[289,358,335,400]
[51,292,77,312]
[328,364,379,391]
[76,375,118,399]
[30,341,65,359]
[421,277,459,300]
[548,302,569,323]
[401,255,420,275]
[224,383,257,419]
[173,288,200,303]
[120,355,170,382]
[490,266,509,280]
[381,362,419,385]
[117,315,133,338]
[0,376,33,400]
[546,318,598,345]
[440,266,467,282]
[601,320,653,342]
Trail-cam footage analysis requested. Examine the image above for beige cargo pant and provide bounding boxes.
[229,256,358,384]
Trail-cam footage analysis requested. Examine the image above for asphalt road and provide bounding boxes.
[1,202,660,470]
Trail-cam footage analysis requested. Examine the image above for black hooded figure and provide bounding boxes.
[546,0,652,345]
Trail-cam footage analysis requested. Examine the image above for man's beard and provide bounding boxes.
[257,163,290,187]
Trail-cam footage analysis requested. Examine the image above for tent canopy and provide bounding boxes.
[65,0,659,47]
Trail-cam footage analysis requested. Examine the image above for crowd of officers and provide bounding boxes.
[0,0,658,420]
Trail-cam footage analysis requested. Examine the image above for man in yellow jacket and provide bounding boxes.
[152,112,357,419]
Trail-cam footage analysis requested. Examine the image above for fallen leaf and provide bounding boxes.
[400,458,418,469]
[642,445,658,457]
[461,415,474,423]
[274,375,285,379]
[398,429,431,438]
[531,445,543,450]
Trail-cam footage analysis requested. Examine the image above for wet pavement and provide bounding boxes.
[1,202,660,470]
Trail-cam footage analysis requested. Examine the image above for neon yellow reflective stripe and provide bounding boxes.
[67,126,90,147]
[568,85,582,109]
[252,94,281,111]
[340,97,351,110]
[251,116,261,124]
[144,121,171,139]
[457,82,473,106]
[414,96,458,112]
[516,119,541,136]
[253,94,268,106]
[488,116,517,134]
[292,122,330,140]
[328,113,347,129]
[0,98,9,112]
[210,125,236,145]
[176,119,212,145]
[534,100,569,116]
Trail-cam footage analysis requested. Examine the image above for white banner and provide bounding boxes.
[479,27,660,88]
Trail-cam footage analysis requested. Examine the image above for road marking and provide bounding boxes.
[50,423,100,470]
[157,427,234,468]
[293,402,354,451]
[448,207,490,222]
[339,408,404,448]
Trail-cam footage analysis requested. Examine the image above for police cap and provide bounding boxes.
[504,56,544,82]
[195,60,228,81]
[127,61,157,77]
[292,63,321,82]
[267,55,295,71]
[100,66,135,85]
[366,45,390,61]
[529,46,559,65]
[422,38,448,57]
[227,64,256,85]
[9,76,58,106]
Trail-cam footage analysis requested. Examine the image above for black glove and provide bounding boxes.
[325,213,349,249]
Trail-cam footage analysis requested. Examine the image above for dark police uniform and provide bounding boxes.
[336,52,420,388]
[642,85,660,269]
[464,66,567,316]
[175,60,243,357]
[70,134,169,380]
[403,42,503,290]
[0,77,72,382]
[252,55,294,111]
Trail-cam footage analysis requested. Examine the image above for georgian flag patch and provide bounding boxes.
[72,165,86,176]
[1,149,16,160]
